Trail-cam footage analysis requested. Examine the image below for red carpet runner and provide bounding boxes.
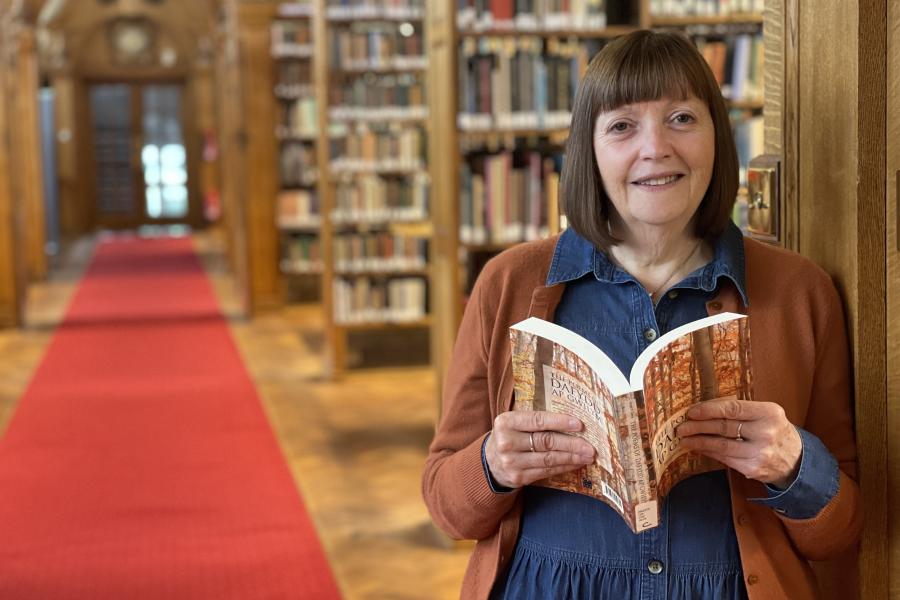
[0,236,342,599]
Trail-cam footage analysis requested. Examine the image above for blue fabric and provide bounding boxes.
[489,223,839,599]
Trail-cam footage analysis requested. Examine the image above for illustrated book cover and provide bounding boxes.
[509,312,752,533]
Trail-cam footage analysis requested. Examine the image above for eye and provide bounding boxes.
[672,112,695,125]
[608,121,630,134]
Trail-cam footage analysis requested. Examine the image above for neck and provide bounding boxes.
[607,226,712,298]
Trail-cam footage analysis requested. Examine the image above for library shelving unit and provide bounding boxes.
[272,2,323,301]
[428,0,766,412]
[318,0,433,376]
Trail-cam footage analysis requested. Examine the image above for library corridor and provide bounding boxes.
[1,0,899,598]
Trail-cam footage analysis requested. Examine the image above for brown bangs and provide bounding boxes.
[587,33,711,114]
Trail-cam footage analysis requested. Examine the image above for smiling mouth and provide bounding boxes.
[633,174,684,186]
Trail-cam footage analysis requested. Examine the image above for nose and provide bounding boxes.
[638,124,673,161]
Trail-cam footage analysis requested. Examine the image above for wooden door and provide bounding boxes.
[87,81,198,229]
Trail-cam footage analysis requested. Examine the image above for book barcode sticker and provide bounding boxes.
[601,480,624,514]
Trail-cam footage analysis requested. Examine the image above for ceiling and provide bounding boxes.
[16,0,221,68]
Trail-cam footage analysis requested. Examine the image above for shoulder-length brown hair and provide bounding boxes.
[560,29,739,249]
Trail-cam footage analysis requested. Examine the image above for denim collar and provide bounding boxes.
[546,221,749,306]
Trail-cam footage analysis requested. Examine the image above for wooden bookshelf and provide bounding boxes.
[428,0,767,415]
[272,2,322,305]
[316,0,433,376]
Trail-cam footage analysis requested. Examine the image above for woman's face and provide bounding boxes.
[592,96,715,238]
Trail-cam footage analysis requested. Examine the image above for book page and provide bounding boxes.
[629,312,746,392]
[639,317,753,497]
[511,317,631,397]
[510,328,637,531]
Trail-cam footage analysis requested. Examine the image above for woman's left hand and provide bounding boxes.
[677,398,801,489]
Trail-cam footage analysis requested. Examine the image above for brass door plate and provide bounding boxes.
[747,155,780,244]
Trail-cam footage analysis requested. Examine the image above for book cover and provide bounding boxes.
[509,312,752,533]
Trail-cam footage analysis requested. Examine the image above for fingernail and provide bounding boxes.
[580,454,594,463]
[568,418,581,429]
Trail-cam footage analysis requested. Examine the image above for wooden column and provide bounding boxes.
[236,1,281,312]
[886,1,900,597]
[214,7,251,315]
[796,1,887,598]
[0,17,24,326]
[49,71,87,237]
[14,25,47,280]
[426,0,460,418]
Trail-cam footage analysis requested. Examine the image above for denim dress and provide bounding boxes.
[488,224,839,600]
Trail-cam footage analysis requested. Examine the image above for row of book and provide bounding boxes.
[732,110,764,187]
[649,0,764,17]
[281,235,322,275]
[277,97,317,139]
[459,150,559,245]
[334,233,428,273]
[457,0,608,32]
[279,143,318,188]
[271,19,311,47]
[333,277,428,324]
[329,27,426,71]
[329,73,425,113]
[329,124,425,169]
[278,189,320,228]
[326,2,424,21]
[275,61,312,93]
[332,172,429,223]
[458,36,601,130]
[697,32,763,103]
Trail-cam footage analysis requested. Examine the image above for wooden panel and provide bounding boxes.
[51,73,85,236]
[426,0,459,416]
[887,1,900,597]
[16,27,47,280]
[855,1,888,597]
[0,21,22,326]
[216,0,251,315]
[799,2,887,598]
[237,1,281,311]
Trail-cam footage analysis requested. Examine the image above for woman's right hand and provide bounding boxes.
[484,410,596,489]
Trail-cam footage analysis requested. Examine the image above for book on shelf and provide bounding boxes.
[509,312,752,533]
[334,232,428,272]
[330,72,424,114]
[278,189,320,228]
[333,276,428,324]
[457,0,608,32]
[459,149,557,244]
[280,235,321,273]
[333,172,429,223]
[650,0,764,18]
[457,36,603,131]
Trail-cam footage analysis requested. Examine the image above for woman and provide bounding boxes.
[422,30,861,599]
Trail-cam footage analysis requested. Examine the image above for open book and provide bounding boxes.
[509,313,752,533]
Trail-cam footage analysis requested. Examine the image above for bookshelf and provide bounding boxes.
[428,0,767,412]
[272,3,323,299]
[318,0,433,375]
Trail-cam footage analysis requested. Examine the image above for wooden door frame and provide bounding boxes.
[769,0,889,597]
[82,77,203,230]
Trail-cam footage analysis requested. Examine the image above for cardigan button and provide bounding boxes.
[647,559,664,574]
[747,574,759,585]
[738,514,749,526]
[708,301,723,311]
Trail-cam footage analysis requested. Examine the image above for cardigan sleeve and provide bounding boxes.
[421,275,520,541]
[776,276,862,560]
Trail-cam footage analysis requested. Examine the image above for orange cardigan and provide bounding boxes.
[422,235,862,600]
